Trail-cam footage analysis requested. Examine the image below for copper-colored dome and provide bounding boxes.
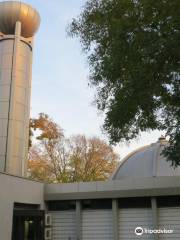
[0,1,40,38]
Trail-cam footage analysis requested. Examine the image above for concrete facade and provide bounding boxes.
[45,176,180,200]
[0,30,33,176]
[1,173,180,239]
[45,178,180,240]
[0,172,44,240]
[0,1,40,177]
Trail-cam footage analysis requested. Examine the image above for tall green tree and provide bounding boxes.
[69,0,180,166]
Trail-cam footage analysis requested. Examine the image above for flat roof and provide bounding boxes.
[45,176,180,200]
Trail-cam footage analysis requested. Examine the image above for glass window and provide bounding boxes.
[118,197,151,208]
[82,199,112,209]
[47,200,76,211]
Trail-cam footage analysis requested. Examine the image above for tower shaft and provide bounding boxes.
[0,22,33,176]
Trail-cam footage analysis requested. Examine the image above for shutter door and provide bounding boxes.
[50,210,76,240]
[82,210,113,240]
[118,208,154,239]
[158,207,180,239]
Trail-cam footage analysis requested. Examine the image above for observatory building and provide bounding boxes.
[0,1,40,176]
[0,1,180,240]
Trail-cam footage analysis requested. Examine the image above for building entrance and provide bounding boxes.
[12,210,44,240]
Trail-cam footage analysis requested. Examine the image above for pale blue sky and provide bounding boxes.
[19,0,162,158]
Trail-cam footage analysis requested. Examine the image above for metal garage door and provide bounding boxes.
[82,210,113,240]
[158,207,180,239]
[118,208,154,239]
[50,210,76,240]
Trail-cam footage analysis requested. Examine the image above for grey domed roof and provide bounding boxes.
[111,137,180,180]
[0,1,40,38]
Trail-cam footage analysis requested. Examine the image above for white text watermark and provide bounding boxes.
[135,227,174,236]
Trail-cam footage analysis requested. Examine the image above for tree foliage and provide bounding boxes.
[28,147,52,182]
[69,0,180,165]
[29,113,63,147]
[28,113,119,182]
[69,135,118,181]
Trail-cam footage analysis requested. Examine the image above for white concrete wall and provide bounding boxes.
[0,172,44,240]
[0,34,32,176]
[45,177,180,200]
[0,38,13,172]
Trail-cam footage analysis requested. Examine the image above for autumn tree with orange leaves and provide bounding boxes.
[28,113,119,183]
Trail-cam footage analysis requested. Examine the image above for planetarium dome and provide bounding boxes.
[111,137,180,180]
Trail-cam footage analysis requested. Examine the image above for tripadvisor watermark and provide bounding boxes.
[135,227,174,236]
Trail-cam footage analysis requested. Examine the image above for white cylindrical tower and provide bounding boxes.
[0,1,40,176]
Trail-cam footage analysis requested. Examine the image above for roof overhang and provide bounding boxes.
[44,176,180,200]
